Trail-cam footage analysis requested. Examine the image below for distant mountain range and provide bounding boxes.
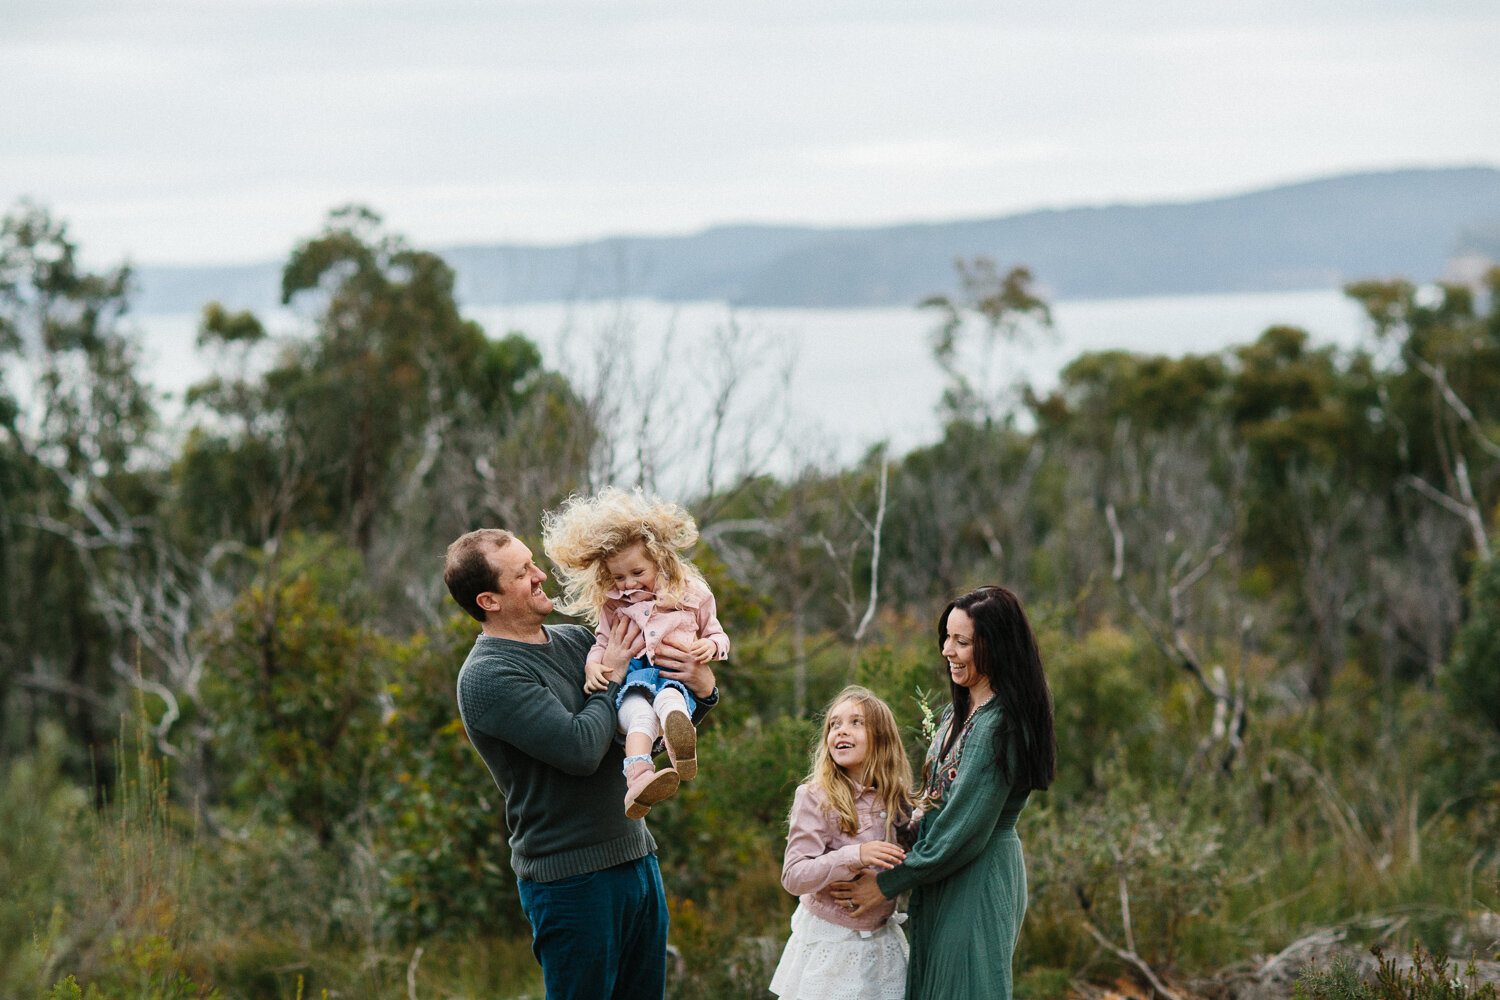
[133,166,1500,315]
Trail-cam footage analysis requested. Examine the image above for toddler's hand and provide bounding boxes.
[583,661,610,693]
[689,638,718,663]
[858,840,906,870]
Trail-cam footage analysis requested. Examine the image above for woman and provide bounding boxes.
[833,585,1056,999]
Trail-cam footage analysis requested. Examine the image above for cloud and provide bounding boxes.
[2,1,1497,264]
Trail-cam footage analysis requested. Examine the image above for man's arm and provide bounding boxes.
[653,635,718,723]
[467,666,619,777]
[464,621,644,776]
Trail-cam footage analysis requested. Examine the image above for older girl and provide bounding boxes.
[770,686,917,1000]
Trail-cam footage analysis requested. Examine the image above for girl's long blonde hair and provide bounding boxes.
[805,686,915,839]
[541,486,706,625]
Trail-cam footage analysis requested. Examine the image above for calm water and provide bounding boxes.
[135,288,1370,479]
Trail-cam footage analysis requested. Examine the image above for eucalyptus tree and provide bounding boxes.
[0,200,155,765]
[178,206,594,626]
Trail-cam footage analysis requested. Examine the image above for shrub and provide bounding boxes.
[1295,944,1500,1000]
[1,725,89,997]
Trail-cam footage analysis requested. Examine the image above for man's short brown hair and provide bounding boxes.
[444,528,514,623]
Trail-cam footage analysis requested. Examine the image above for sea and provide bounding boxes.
[132,288,1372,484]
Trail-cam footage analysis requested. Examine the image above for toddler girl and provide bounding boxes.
[770,685,917,1000]
[543,487,729,818]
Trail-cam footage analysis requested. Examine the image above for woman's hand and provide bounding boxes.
[858,840,906,870]
[829,872,888,918]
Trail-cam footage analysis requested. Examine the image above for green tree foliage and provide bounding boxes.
[0,200,156,771]
[181,210,573,533]
[177,206,595,628]
[201,534,387,844]
[1449,553,1500,735]
[270,205,524,549]
[370,616,529,939]
[921,258,1053,424]
[1043,626,1164,797]
[1031,349,1229,445]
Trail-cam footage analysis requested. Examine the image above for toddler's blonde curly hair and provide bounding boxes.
[541,486,707,625]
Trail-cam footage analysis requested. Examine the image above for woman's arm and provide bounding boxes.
[875,709,1011,898]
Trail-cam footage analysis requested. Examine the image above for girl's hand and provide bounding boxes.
[583,661,610,693]
[689,638,718,663]
[858,840,906,870]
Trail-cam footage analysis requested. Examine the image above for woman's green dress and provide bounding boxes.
[876,700,1030,999]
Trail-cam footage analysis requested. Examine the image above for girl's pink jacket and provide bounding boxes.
[585,577,730,666]
[781,782,901,931]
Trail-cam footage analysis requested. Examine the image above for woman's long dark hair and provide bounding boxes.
[937,585,1057,792]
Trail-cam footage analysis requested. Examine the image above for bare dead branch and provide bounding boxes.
[406,945,424,1000]
[1108,503,1126,582]
[1105,502,1247,782]
[1254,927,1347,982]
[1410,355,1500,461]
[1404,473,1490,561]
[15,671,112,709]
[851,459,888,644]
[1105,504,1223,699]
[1108,844,1138,957]
[1080,918,1183,1000]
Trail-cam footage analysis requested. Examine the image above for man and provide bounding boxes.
[443,527,720,1000]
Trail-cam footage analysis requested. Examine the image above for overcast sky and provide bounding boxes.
[4,0,1498,268]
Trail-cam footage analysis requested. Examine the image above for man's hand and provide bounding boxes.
[688,638,718,663]
[599,617,644,686]
[653,636,717,700]
[583,660,610,693]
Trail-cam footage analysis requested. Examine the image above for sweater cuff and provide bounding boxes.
[689,686,719,725]
[875,865,908,899]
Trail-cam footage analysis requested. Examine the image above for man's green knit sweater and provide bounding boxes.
[455,623,715,882]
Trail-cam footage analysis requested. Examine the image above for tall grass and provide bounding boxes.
[1,724,88,998]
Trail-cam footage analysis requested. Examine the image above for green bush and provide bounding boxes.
[1042,624,1173,799]
[368,614,527,940]
[201,535,390,847]
[1,725,88,998]
[1023,763,1232,974]
[1450,555,1500,738]
[1296,944,1499,1000]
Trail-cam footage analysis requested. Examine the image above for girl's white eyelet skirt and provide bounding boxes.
[769,902,908,1000]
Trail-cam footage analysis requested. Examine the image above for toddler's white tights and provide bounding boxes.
[618,686,690,742]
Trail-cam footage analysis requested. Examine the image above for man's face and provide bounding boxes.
[484,540,554,623]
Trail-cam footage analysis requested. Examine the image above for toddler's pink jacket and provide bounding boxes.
[586,577,730,666]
